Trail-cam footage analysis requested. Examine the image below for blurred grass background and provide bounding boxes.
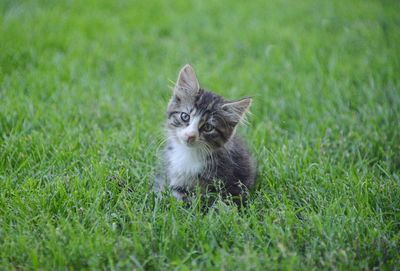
[0,0,399,270]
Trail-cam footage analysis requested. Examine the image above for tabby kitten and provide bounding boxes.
[154,64,256,202]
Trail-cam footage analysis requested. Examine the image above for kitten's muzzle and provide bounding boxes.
[184,132,198,144]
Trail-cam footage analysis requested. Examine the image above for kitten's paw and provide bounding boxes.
[172,190,186,201]
[170,186,189,201]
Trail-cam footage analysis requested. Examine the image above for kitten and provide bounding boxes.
[154,64,256,203]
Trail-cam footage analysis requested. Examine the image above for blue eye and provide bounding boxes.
[180,112,190,122]
[203,123,214,132]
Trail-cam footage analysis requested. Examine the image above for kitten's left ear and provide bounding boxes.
[174,64,200,95]
[222,97,252,124]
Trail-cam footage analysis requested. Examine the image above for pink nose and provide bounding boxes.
[185,133,197,143]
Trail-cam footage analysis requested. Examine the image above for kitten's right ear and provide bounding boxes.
[174,64,199,96]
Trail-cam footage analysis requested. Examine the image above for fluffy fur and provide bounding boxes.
[154,64,256,202]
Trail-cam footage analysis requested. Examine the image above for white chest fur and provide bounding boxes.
[167,142,206,188]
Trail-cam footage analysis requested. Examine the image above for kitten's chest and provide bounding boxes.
[166,143,206,187]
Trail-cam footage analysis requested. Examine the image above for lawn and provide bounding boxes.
[1,0,399,270]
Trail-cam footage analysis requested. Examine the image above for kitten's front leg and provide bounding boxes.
[153,172,168,195]
[154,173,189,200]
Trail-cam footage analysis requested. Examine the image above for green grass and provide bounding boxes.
[1,0,399,270]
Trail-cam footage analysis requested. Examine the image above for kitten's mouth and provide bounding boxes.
[183,140,197,147]
[178,137,198,147]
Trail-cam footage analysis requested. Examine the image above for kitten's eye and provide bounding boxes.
[203,123,214,132]
[180,112,190,122]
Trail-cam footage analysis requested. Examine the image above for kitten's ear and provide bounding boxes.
[174,64,199,96]
[222,97,252,124]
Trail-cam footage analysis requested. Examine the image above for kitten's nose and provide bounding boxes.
[185,132,197,144]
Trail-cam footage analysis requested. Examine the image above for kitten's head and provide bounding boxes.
[166,64,251,149]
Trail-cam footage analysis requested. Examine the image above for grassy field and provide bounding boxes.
[1,0,399,270]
